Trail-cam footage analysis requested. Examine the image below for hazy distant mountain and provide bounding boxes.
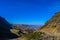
[11,24,39,34]
[12,24,40,30]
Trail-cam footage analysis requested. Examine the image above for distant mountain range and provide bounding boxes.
[12,24,41,30]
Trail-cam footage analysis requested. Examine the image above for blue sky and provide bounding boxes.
[0,0,60,25]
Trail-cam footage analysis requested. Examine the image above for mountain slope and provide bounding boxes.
[40,11,60,36]
[0,16,18,39]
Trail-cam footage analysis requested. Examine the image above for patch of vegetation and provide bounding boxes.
[23,32,45,40]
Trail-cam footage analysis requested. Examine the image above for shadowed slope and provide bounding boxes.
[0,16,18,39]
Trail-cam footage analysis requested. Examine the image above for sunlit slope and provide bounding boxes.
[40,11,60,36]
